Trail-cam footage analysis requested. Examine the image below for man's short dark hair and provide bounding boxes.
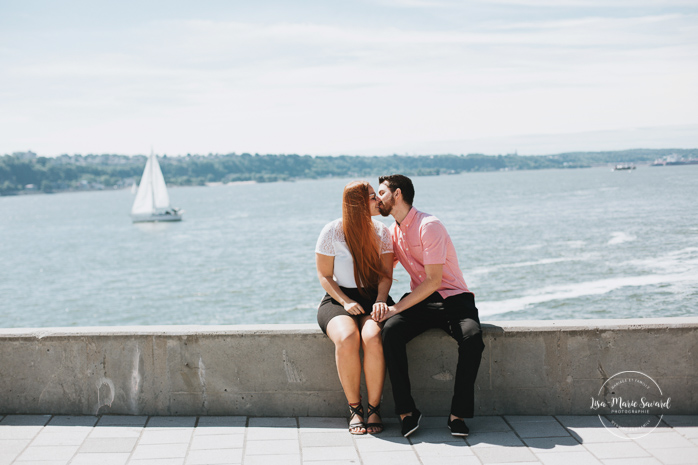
[378,174,414,206]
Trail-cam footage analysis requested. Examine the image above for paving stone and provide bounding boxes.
[354,435,412,452]
[359,450,422,465]
[248,417,297,428]
[146,417,197,428]
[491,462,545,465]
[79,437,137,453]
[646,447,698,464]
[466,431,525,448]
[15,444,79,462]
[130,443,189,460]
[672,426,698,439]
[31,431,91,446]
[185,448,243,464]
[48,416,98,427]
[661,415,698,427]
[566,426,628,443]
[14,461,69,465]
[196,416,247,427]
[0,425,44,440]
[556,416,602,428]
[88,426,143,438]
[244,454,301,465]
[600,458,662,465]
[411,440,475,456]
[0,453,20,465]
[193,425,247,436]
[41,425,93,434]
[418,457,482,465]
[0,415,51,426]
[300,431,354,447]
[139,428,194,444]
[472,446,539,463]
[505,415,556,423]
[537,451,603,465]
[523,436,584,453]
[633,430,696,449]
[302,461,361,465]
[70,452,130,465]
[510,421,571,438]
[97,415,148,426]
[130,459,184,465]
[302,445,359,461]
[0,439,30,455]
[419,416,450,428]
[246,426,300,440]
[584,441,651,459]
[245,439,300,455]
[189,433,244,449]
[298,417,348,430]
[408,426,467,443]
[468,416,513,432]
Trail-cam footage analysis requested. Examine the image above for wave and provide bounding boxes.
[608,232,636,245]
[478,271,698,317]
[625,247,698,274]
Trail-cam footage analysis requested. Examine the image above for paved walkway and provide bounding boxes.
[0,414,697,465]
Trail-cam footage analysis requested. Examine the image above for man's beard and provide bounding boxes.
[378,198,394,216]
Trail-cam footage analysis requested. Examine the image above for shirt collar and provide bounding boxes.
[397,207,417,230]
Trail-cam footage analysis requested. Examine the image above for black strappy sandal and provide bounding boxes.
[348,400,366,435]
[366,402,383,434]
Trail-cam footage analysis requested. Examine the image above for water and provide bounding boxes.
[1,166,696,328]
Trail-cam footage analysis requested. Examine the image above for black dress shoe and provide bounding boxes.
[447,417,469,437]
[400,409,422,437]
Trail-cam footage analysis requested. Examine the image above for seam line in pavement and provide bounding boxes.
[126,414,151,464]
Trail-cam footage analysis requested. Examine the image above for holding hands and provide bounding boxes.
[371,301,394,322]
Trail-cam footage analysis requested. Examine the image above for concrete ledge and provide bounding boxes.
[1,318,697,416]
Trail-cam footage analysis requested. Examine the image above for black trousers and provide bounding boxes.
[382,291,485,418]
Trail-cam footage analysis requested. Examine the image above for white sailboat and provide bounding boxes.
[131,151,183,223]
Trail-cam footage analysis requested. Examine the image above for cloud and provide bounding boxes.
[1,4,696,155]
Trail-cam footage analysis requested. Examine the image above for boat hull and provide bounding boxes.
[132,213,183,223]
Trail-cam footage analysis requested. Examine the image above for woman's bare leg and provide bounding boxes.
[360,315,385,433]
[327,315,364,433]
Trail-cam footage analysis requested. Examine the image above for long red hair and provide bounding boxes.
[342,181,387,296]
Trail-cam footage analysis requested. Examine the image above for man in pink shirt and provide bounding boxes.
[372,174,485,438]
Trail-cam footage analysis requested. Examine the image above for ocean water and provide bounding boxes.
[1,165,696,328]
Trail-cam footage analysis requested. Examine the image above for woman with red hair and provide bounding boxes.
[315,180,394,435]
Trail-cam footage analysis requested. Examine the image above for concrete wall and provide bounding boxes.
[1,318,696,416]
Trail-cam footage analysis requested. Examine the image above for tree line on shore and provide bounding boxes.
[1,148,695,195]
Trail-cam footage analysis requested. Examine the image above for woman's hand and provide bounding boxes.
[344,301,365,315]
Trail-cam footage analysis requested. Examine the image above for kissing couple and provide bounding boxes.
[315,174,486,437]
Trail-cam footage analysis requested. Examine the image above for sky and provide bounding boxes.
[1,0,697,157]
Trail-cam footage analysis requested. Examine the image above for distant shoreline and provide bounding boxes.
[2,148,697,197]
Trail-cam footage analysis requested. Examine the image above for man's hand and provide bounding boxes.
[344,301,365,315]
[372,305,398,322]
[371,301,388,321]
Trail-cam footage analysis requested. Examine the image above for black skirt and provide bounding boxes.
[317,286,395,335]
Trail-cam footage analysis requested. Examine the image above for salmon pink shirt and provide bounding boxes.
[390,207,471,299]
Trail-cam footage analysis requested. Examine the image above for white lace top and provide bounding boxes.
[315,218,393,288]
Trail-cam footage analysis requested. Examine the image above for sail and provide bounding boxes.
[131,155,154,215]
[131,152,171,215]
[150,153,171,210]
